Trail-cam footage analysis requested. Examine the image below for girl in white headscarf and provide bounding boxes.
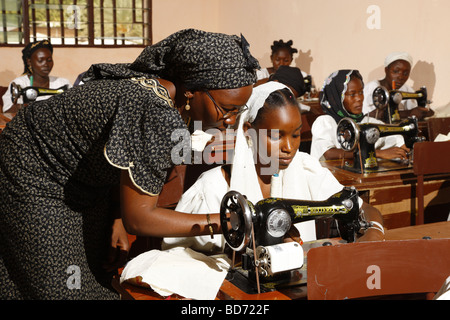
[163,82,385,252]
[362,51,433,120]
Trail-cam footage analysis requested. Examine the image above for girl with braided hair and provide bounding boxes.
[256,39,299,81]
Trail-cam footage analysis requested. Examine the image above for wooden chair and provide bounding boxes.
[413,140,450,225]
[307,238,450,300]
[0,86,7,104]
[427,117,450,141]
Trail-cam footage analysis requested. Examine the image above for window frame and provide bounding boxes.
[1,0,152,48]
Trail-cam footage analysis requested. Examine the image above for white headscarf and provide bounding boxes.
[229,81,311,204]
[384,51,413,67]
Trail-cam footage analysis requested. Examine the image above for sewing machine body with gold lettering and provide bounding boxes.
[336,116,425,173]
[372,85,429,124]
[219,187,369,292]
[10,82,69,104]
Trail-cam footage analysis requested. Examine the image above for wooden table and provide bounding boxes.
[321,159,450,229]
[115,221,450,300]
[385,220,450,240]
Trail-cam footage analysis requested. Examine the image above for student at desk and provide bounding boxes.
[311,69,409,161]
[256,39,307,83]
[163,82,385,253]
[1,39,71,113]
[362,52,434,121]
[0,29,259,300]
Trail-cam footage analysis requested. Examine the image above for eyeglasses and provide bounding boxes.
[204,90,248,119]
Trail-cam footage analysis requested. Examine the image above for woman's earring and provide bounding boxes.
[184,92,191,111]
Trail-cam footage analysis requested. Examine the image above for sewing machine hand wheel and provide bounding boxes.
[220,190,253,251]
[337,117,359,151]
[372,86,389,110]
[10,82,21,104]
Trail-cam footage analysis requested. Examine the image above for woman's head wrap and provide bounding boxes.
[319,69,365,123]
[83,29,260,90]
[22,39,53,74]
[243,81,289,124]
[384,51,413,68]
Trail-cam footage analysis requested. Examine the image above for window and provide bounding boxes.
[0,0,152,47]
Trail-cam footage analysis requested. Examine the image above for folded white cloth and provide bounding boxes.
[434,275,450,300]
[434,132,450,142]
[120,247,230,300]
[191,130,213,152]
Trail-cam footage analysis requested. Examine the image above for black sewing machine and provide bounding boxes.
[219,187,370,292]
[372,85,429,124]
[336,116,425,173]
[303,75,312,93]
[10,82,69,104]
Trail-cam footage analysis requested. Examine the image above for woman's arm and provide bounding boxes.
[119,170,220,237]
[323,147,354,160]
[376,144,409,160]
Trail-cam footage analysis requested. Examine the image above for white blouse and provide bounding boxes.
[162,152,352,252]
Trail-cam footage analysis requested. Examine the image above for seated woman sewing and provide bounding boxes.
[163,82,385,253]
[2,39,71,113]
[311,69,410,161]
[362,52,434,121]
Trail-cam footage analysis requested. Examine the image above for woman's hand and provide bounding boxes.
[357,202,386,242]
[357,227,385,242]
[103,218,130,272]
[283,225,303,244]
[376,145,409,160]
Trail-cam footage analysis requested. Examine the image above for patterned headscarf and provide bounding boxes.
[83,29,260,90]
[320,69,365,123]
[22,39,53,74]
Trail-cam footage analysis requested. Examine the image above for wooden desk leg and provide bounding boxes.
[416,175,424,225]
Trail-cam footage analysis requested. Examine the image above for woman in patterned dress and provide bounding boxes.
[0,29,259,299]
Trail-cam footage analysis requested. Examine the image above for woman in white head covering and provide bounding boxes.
[362,51,433,120]
[163,82,385,252]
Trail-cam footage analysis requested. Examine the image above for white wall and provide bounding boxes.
[215,0,450,112]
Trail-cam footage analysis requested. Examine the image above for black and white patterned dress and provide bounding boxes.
[0,78,186,299]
